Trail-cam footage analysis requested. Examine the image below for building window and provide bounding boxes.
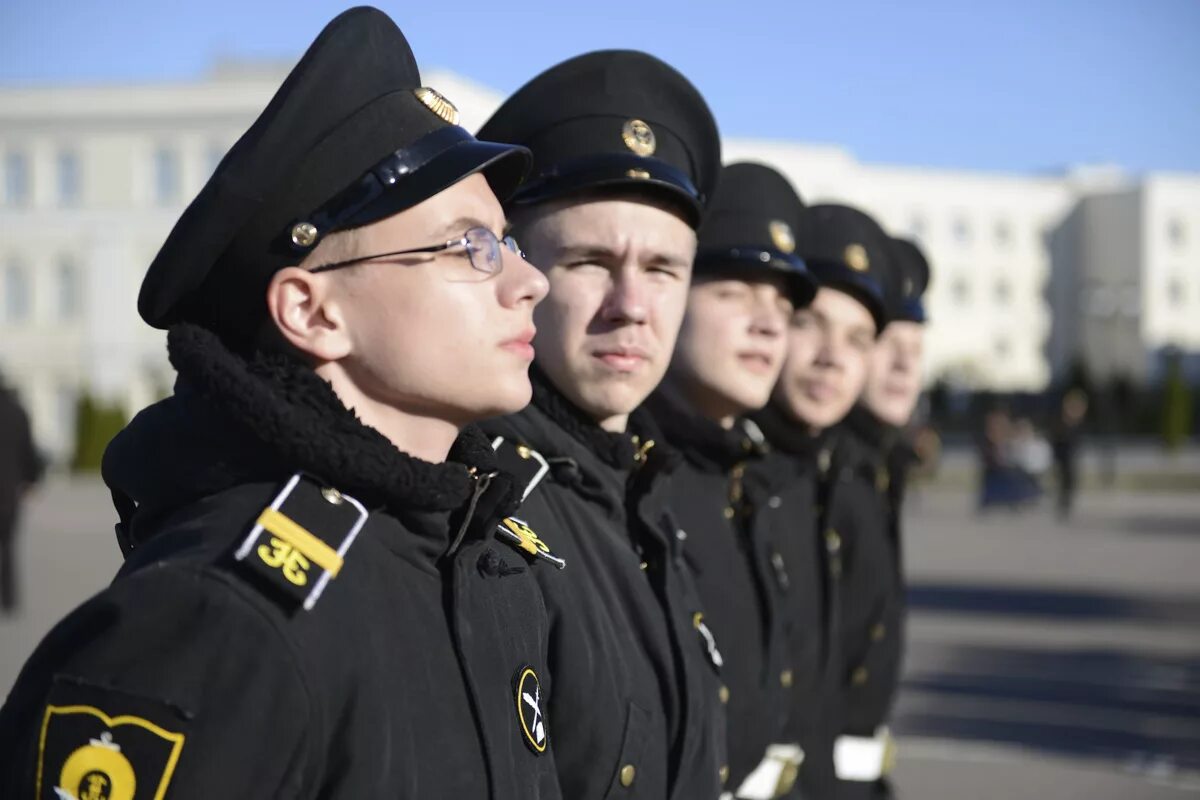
[994,278,1012,305]
[3,260,31,322]
[153,146,181,205]
[994,336,1011,360]
[950,276,971,305]
[994,220,1013,248]
[4,150,30,206]
[1167,277,1186,309]
[57,149,81,207]
[1167,218,1186,250]
[57,255,82,320]
[952,215,971,244]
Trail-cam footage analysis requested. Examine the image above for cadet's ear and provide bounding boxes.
[265,266,353,362]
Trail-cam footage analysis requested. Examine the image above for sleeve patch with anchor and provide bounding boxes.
[496,517,566,569]
[36,679,188,800]
[232,473,369,610]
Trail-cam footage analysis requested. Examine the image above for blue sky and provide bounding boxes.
[2,0,1197,174]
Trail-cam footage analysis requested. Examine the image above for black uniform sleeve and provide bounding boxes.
[0,562,317,798]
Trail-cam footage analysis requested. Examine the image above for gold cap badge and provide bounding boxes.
[769,220,795,254]
[414,87,459,126]
[844,243,870,272]
[622,119,656,157]
[291,221,318,248]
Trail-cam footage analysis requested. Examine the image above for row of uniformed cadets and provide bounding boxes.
[0,7,931,799]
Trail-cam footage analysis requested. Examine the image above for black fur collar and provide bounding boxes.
[529,365,650,471]
[842,404,898,455]
[157,323,501,513]
[750,401,825,458]
[645,389,765,472]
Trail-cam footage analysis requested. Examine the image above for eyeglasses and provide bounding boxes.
[310,226,522,276]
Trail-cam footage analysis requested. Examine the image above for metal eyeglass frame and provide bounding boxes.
[309,226,522,275]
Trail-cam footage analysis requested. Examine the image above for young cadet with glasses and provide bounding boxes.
[643,162,819,799]
[826,237,932,800]
[0,9,565,798]
[477,51,729,799]
[749,204,896,799]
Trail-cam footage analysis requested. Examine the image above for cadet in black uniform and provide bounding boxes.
[829,236,931,799]
[644,162,817,798]
[0,9,565,798]
[751,204,895,799]
[476,52,729,799]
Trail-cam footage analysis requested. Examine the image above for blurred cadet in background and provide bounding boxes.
[1050,388,1089,520]
[751,204,893,798]
[0,371,44,615]
[831,235,933,799]
[645,162,817,797]
[0,8,568,797]
[479,50,730,798]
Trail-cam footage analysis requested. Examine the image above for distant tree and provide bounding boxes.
[1160,355,1193,452]
[71,392,128,472]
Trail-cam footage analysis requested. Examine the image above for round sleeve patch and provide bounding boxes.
[513,665,548,755]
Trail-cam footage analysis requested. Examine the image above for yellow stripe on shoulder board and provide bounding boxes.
[257,508,344,577]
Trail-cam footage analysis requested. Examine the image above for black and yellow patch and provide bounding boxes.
[36,681,187,800]
[232,473,369,610]
[513,665,548,755]
[496,517,566,570]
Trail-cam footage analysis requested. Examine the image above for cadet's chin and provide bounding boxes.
[470,374,534,421]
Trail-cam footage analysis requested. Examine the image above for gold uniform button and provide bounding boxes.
[780,669,794,688]
[719,684,730,704]
[723,506,735,520]
[719,764,730,785]
[871,623,886,641]
[619,764,636,787]
[825,529,842,552]
[852,666,870,686]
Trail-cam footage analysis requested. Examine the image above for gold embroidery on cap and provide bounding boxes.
[622,119,656,156]
[626,168,651,179]
[414,87,460,125]
[769,220,795,254]
[844,243,870,272]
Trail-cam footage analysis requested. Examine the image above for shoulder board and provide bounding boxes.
[491,436,550,501]
[231,473,369,611]
[496,516,566,570]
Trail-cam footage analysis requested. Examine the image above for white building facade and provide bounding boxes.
[2,66,1197,461]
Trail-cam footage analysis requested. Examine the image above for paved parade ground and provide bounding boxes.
[2,474,1198,797]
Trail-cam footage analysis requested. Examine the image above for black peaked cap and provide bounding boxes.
[139,6,531,336]
[887,237,932,323]
[695,162,817,307]
[796,203,894,332]
[477,50,720,228]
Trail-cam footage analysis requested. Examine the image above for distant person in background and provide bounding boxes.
[978,408,1013,510]
[1050,389,1089,520]
[0,374,44,614]
[1008,417,1050,502]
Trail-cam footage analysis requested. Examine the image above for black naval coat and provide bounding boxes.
[644,391,804,795]
[0,324,563,800]
[749,405,847,800]
[822,406,908,799]
[483,372,727,800]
